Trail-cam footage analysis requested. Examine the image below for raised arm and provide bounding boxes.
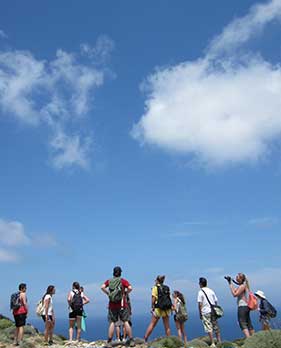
[229,283,246,297]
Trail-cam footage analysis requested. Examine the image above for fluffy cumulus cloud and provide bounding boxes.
[133,0,281,167]
[0,35,112,169]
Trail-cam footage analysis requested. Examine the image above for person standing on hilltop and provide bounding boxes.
[67,281,89,342]
[198,277,221,348]
[172,290,188,345]
[225,273,255,338]
[101,266,134,347]
[41,285,56,345]
[144,275,172,342]
[11,283,28,346]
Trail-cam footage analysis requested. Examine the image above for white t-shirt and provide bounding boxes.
[197,287,218,315]
[42,294,53,316]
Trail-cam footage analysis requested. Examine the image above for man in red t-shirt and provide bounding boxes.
[101,266,134,345]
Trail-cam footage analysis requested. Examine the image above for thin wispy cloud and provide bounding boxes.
[133,0,281,168]
[0,35,113,170]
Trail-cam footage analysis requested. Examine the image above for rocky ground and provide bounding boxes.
[1,316,281,348]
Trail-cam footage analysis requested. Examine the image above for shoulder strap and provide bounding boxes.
[201,288,212,306]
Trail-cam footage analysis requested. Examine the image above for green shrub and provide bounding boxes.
[0,319,14,330]
[148,336,183,348]
[243,330,281,348]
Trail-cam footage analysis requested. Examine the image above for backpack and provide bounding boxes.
[247,292,258,311]
[36,298,45,317]
[175,300,188,322]
[155,285,172,310]
[10,292,21,311]
[264,299,277,318]
[108,277,123,303]
[70,291,83,311]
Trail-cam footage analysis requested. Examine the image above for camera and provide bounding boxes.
[224,276,232,283]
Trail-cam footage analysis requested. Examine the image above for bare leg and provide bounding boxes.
[144,315,159,341]
[175,320,182,340]
[108,322,115,341]
[124,321,132,339]
[76,317,82,341]
[162,316,171,337]
[215,329,221,343]
[115,325,120,340]
[242,329,250,338]
[18,327,24,343]
[44,321,51,342]
[14,327,19,344]
[208,331,214,345]
[180,322,187,344]
[69,320,75,341]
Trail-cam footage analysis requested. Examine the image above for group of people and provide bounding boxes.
[10,267,277,347]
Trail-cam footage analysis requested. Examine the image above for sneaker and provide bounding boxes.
[210,344,216,348]
[48,340,54,345]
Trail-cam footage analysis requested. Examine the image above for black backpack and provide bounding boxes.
[70,291,83,311]
[155,285,172,310]
[265,299,277,318]
[10,292,21,311]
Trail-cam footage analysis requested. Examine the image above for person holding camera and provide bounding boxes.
[225,273,254,338]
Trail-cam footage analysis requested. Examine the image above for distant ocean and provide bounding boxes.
[28,310,280,342]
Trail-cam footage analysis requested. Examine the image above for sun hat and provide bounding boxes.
[255,290,266,299]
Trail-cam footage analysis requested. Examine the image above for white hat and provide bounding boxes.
[255,290,266,299]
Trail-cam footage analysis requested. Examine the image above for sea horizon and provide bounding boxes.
[27,310,280,343]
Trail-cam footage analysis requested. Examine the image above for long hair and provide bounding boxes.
[173,290,185,305]
[43,285,55,300]
[238,273,250,290]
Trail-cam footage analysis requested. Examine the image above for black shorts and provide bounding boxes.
[108,307,130,323]
[69,310,83,319]
[14,314,27,328]
[42,315,53,322]
[238,306,253,330]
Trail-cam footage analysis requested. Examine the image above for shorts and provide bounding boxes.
[108,307,130,323]
[69,310,83,319]
[42,315,53,322]
[153,308,171,318]
[202,313,219,333]
[14,314,27,328]
[238,306,253,330]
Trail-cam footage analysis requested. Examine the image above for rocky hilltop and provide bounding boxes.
[0,316,281,348]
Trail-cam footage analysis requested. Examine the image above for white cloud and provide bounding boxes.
[50,129,91,169]
[133,0,281,168]
[0,219,30,246]
[0,30,8,39]
[0,37,112,169]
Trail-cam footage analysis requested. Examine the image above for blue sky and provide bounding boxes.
[1,0,281,319]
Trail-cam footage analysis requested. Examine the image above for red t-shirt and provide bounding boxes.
[103,278,131,310]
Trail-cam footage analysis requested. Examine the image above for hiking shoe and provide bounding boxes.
[48,340,54,345]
